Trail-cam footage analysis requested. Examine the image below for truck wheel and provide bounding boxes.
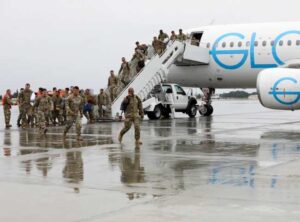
[187,104,197,118]
[147,105,162,120]
[199,105,214,117]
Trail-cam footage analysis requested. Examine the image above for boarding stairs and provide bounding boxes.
[111,40,210,117]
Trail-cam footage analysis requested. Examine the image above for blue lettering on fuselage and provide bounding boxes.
[269,77,300,105]
[210,30,300,70]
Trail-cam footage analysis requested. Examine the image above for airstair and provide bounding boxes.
[111,40,209,117]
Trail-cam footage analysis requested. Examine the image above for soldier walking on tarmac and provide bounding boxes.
[63,86,84,141]
[19,83,33,128]
[33,88,52,135]
[118,87,144,146]
[2,89,13,128]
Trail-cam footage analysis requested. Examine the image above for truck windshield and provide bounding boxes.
[162,85,172,93]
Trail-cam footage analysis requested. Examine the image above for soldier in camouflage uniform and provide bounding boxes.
[97,88,109,119]
[108,70,118,102]
[51,89,63,125]
[118,88,144,146]
[118,57,131,86]
[18,83,33,128]
[62,87,70,124]
[63,86,84,141]
[152,36,165,55]
[33,88,52,134]
[158,29,169,42]
[177,29,187,42]
[2,89,13,128]
[17,88,24,127]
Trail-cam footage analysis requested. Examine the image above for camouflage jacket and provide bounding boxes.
[98,92,109,105]
[121,95,144,118]
[52,95,63,110]
[108,76,118,87]
[65,95,84,116]
[34,96,52,112]
[19,89,33,106]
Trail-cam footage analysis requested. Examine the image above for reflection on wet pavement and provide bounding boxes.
[1,100,300,221]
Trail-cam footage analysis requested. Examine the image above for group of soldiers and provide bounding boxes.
[2,83,110,141]
[152,29,187,55]
[107,29,188,102]
[2,84,144,145]
[107,42,148,102]
[2,29,189,144]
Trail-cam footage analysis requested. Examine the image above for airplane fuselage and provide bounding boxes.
[168,22,300,88]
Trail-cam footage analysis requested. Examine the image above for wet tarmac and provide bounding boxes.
[1,100,300,222]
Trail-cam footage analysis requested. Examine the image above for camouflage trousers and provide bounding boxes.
[52,110,63,125]
[36,110,47,131]
[64,114,82,136]
[109,86,117,102]
[3,107,11,125]
[21,104,33,126]
[120,117,141,140]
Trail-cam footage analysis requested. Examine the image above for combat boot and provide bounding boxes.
[118,133,123,143]
[5,124,12,128]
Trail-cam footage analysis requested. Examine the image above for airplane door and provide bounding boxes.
[174,85,189,110]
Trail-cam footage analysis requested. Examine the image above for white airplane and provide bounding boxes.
[112,22,300,117]
[168,22,300,113]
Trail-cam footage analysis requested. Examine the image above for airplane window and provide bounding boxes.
[279,40,283,46]
[246,41,250,47]
[297,40,300,46]
[287,40,292,46]
[230,42,234,47]
[271,41,275,46]
[262,41,267,47]
[222,42,226,48]
[238,42,242,47]
[254,41,259,47]
[206,43,210,48]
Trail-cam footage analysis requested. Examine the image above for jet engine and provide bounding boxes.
[257,68,300,111]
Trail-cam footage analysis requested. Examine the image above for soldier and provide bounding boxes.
[170,31,177,41]
[2,89,13,128]
[118,87,144,146]
[177,29,187,42]
[118,57,131,86]
[62,87,70,124]
[18,83,33,128]
[17,88,24,127]
[63,86,84,141]
[108,70,118,102]
[152,36,164,55]
[135,41,148,56]
[132,49,145,73]
[97,88,109,119]
[33,88,52,135]
[51,89,63,125]
[158,29,169,42]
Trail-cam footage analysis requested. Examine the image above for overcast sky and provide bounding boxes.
[0,0,300,94]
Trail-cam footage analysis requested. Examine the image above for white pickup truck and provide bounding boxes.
[143,83,200,119]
